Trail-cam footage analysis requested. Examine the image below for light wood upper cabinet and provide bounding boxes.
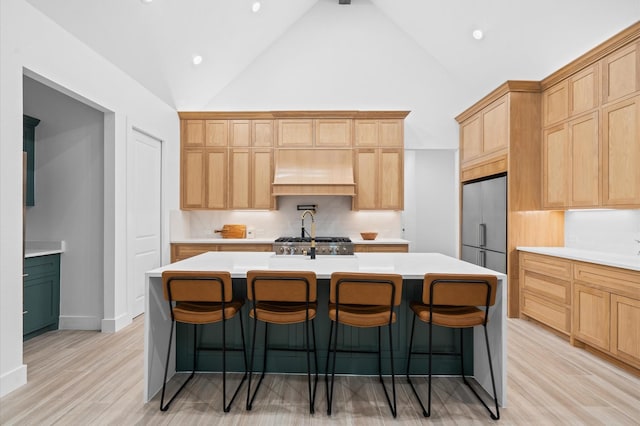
[543,81,569,127]
[569,64,600,116]
[542,124,569,208]
[460,115,482,163]
[602,95,640,206]
[205,120,228,147]
[229,148,274,210]
[543,65,599,126]
[231,120,274,147]
[353,148,403,210]
[602,41,640,104]
[252,120,274,147]
[252,149,274,209]
[277,119,313,146]
[354,119,403,147]
[179,111,408,211]
[315,119,352,147]
[459,96,508,170]
[542,112,599,208]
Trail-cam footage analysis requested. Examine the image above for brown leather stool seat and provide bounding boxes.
[406,273,500,420]
[245,270,318,414]
[325,272,403,418]
[160,271,247,412]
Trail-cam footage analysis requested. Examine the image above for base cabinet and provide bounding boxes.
[170,243,273,262]
[23,254,60,341]
[353,243,408,253]
[520,250,640,371]
[519,252,571,335]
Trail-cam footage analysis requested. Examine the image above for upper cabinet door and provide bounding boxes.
[602,95,640,206]
[569,64,600,117]
[252,120,274,147]
[277,119,313,146]
[229,120,250,147]
[543,81,569,127]
[542,124,570,208]
[569,112,600,207]
[482,98,508,154]
[602,41,640,105]
[460,114,482,163]
[315,119,352,147]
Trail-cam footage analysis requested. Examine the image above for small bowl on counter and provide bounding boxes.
[360,232,378,241]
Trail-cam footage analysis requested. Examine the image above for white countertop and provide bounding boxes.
[148,251,504,280]
[517,247,640,272]
[171,237,410,245]
[24,241,65,258]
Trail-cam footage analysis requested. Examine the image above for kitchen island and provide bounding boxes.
[144,251,507,405]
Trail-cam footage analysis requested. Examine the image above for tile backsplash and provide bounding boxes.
[171,196,403,240]
[565,209,640,255]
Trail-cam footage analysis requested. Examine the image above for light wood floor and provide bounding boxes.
[1,316,639,425]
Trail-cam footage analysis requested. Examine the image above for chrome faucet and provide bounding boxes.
[301,210,316,259]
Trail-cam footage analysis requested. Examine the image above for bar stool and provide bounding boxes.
[245,270,318,414]
[406,273,499,420]
[325,272,403,418]
[160,270,247,412]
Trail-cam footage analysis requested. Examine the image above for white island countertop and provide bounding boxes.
[170,237,410,245]
[517,247,640,272]
[147,251,497,280]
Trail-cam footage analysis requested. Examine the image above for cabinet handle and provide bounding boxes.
[23,311,28,315]
[479,250,486,267]
[478,223,486,247]
[23,274,29,278]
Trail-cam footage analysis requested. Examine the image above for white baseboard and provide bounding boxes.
[0,364,27,398]
[58,315,102,331]
[100,313,132,333]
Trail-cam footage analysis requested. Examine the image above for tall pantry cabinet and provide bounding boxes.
[456,81,565,318]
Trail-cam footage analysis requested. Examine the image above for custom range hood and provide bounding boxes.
[272,149,356,196]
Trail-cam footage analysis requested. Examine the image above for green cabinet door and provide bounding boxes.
[23,115,40,207]
[23,254,60,340]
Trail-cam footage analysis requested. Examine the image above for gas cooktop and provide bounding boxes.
[273,236,354,255]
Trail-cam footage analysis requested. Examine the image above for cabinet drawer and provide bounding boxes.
[521,291,570,334]
[24,254,61,280]
[520,270,570,305]
[574,262,640,298]
[520,252,572,280]
[354,244,408,253]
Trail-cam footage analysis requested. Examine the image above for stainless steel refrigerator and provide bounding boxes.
[461,175,507,273]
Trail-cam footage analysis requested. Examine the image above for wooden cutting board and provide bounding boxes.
[214,224,246,239]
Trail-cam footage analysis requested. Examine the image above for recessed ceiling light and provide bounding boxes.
[141,0,153,3]
[472,29,484,40]
[192,55,203,65]
[252,1,261,12]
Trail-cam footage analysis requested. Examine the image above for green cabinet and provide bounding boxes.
[23,115,40,207]
[23,254,60,341]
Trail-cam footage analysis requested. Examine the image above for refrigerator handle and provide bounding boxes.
[479,250,486,267]
[478,223,487,247]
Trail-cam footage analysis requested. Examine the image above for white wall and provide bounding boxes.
[565,210,640,256]
[23,76,105,330]
[206,0,464,150]
[0,0,179,397]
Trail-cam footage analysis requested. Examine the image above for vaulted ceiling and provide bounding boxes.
[25,0,640,130]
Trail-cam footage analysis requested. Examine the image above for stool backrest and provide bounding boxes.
[330,272,403,306]
[422,273,497,307]
[246,270,317,303]
[162,270,233,303]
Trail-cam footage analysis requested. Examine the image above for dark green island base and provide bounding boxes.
[176,278,474,376]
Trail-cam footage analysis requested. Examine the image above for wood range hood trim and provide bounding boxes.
[272,149,356,197]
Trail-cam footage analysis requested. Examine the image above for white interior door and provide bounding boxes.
[128,129,162,318]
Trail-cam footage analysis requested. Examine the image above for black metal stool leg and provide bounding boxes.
[160,321,196,411]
